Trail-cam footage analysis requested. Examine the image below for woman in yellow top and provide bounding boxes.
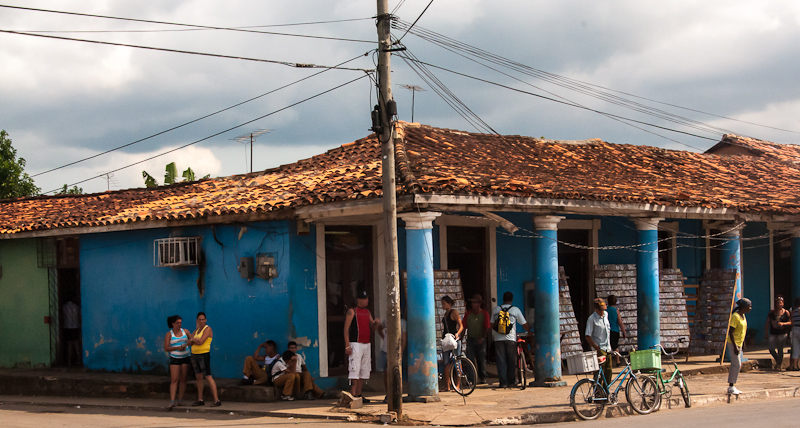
[190,312,221,407]
[726,298,751,395]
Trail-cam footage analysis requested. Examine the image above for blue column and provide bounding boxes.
[634,218,662,351]
[400,212,441,400]
[792,232,800,303]
[720,227,742,301]
[532,215,565,386]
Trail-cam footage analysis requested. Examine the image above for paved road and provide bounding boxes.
[0,403,351,428]
[542,397,799,427]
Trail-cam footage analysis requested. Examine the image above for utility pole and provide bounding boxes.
[377,0,402,417]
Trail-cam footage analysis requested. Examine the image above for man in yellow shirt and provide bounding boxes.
[726,298,751,395]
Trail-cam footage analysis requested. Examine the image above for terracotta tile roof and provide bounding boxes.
[394,123,800,214]
[706,134,800,164]
[1,122,799,235]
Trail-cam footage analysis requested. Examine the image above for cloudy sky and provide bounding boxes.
[2,1,800,195]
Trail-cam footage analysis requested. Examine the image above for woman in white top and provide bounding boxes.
[163,315,193,409]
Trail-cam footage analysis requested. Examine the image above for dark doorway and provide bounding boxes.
[447,226,488,303]
[324,226,373,376]
[51,237,81,367]
[558,229,592,346]
[658,230,674,270]
[773,233,792,302]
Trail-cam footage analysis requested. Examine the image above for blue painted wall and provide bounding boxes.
[79,221,319,379]
[742,222,770,344]
[598,217,637,265]
[495,213,535,327]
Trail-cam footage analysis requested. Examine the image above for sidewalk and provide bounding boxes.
[1,348,798,425]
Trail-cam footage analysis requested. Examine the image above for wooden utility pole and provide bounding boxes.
[377,0,402,417]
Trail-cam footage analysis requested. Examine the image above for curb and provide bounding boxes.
[0,398,356,422]
[488,385,800,426]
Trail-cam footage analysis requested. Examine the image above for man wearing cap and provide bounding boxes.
[585,298,612,385]
[462,294,491,384]
[344,290,379,402]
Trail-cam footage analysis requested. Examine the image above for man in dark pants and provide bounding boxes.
[490,292,530,388]
[585,298,612,385]
[463,294,490,384]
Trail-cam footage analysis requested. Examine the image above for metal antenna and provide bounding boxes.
[399,84,425,123]
[231,129,270,173]
[101,172,118,191]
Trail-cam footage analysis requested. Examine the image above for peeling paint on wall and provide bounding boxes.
[408,353,436,377]
[290,336,312,347]
[136,337,146,349]
[93,335,115,349]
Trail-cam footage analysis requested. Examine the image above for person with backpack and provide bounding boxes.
[490,292,530,388]
[240,340,279,386]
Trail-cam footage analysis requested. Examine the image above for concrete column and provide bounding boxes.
[399,212,441,401]
[532,215,566,387]
[792,230,800,304]
[633,218,663,351]
[720,225,743,301]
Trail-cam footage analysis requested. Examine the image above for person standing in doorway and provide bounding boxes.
[606,295,627,366]
[727,298,751,395]
[463,294,490,384]
[62,297,81,367]
[190,312,221,407]
[343,290,379,402]
[163,315,192,409]
[585,298,612,386]
[490,291,530,388]
[764,295,791,371]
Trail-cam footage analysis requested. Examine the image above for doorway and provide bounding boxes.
[446,226,488,303]
[773,232,792,302]
[324,226,373,376]
[558,229,592,345]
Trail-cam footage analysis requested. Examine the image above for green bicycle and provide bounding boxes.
[648,341,691,410]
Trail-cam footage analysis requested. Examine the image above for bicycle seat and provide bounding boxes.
[597,356,607,364]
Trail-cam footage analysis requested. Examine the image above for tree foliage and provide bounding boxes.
[0,130,40,199]
[143,162,210,188]
[57,184,84,195]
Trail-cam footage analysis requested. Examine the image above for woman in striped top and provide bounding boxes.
[163,315,193,409]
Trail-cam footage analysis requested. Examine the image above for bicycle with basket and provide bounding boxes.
[645,339,691,410]
[567,348,659,420]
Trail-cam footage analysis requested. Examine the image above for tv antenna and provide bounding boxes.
[400,84,426,123]
[231,129,270,173]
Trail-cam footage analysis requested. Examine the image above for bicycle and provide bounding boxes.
[569,350,659,420]
[648,340,691,410]
[448,340,478,396]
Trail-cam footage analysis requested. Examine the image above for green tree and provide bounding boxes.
[142,162,209,188]
[0,130,40,198]
[57,184,84,195]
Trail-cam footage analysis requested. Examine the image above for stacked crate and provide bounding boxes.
[433,270,465,355]
[689,269,737,356]
[660,268,691,349]
[593,264,638,348]
[559,266,583,358]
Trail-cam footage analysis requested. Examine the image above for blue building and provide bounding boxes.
[1,124,798,396]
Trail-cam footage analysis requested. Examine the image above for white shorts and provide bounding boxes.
[348,342,371,380]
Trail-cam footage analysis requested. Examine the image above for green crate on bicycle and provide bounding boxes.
[630,349,661,371]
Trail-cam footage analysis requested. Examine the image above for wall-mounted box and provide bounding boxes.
[255,253,277,279]
[238,257,254,279]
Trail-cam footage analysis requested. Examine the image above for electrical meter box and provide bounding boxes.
[255,254,277,279]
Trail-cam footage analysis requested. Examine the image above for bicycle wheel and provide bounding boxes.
[517,351,527,390]
[625,375,659,415]
[676,372,691,408]
[570,378,606,421]
[450,357,477,396]
[649,373,664,412]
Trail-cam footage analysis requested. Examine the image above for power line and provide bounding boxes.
[42,74,369,194]
[18,17,374,33]
[394,0,434,44]
[0,29,372,71]
[396,54,716,142]
[0,4,374,44]
[31,52,371,178]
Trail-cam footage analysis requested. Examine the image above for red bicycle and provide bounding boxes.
[516,336,532,390]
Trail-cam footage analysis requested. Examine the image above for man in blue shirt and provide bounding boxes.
[585,298,612,385]
[490,292,530,388]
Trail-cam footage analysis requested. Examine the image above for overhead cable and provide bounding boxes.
[0,4,374,43]
[32,52,372,177]
[42,74,369,194]
[0,29,372,71]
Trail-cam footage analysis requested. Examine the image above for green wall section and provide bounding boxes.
[0,239,51,367]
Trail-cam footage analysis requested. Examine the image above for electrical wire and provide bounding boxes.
[19,17,374,34]
[31,52,372,178]
[41,74,369,194]
[394,0,434,45]
[0,29,372,71]
[0,4,374,44]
